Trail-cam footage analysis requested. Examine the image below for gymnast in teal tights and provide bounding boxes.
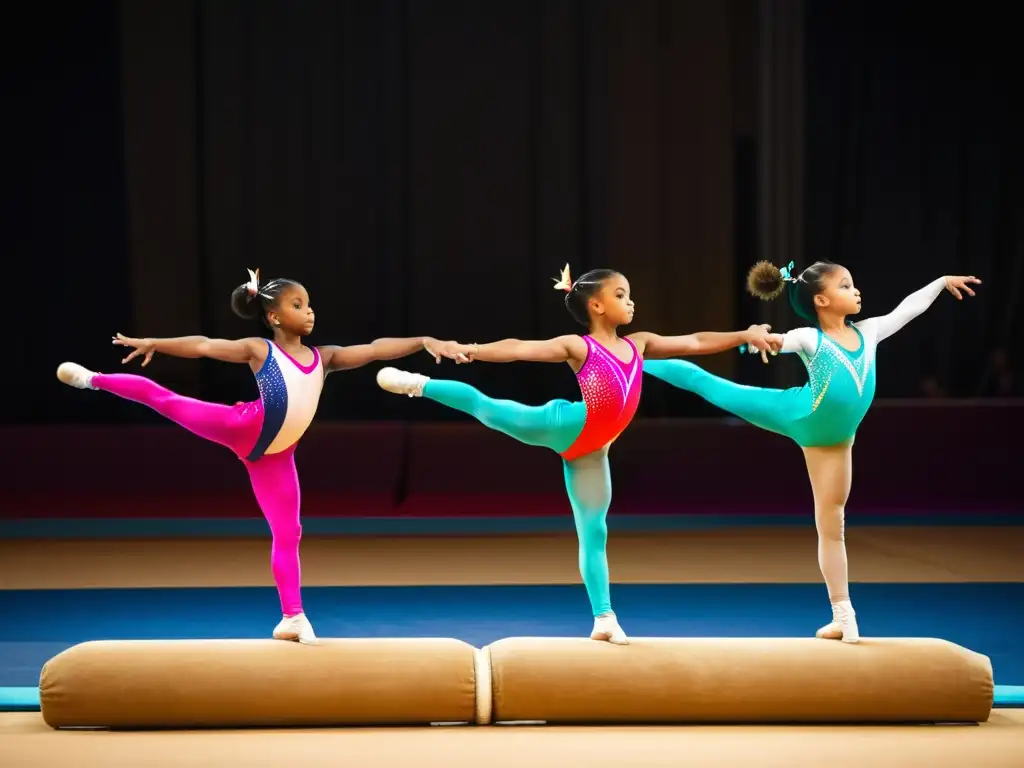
[377,265,779,644]
[645,261,981,643]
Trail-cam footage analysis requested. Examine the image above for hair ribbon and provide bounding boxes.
[552,263,573,293]
[779,261,798,283]
[245,268,261,297]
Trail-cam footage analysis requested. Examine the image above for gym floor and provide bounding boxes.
[2,519,1023,766]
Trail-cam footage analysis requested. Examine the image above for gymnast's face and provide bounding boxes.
[589,273,635,327]
[815,267,862,317]
[268,285,316,337]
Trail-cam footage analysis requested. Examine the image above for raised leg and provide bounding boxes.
[644,358,801,438]
[58,363,260,457]
[376,367,585,453]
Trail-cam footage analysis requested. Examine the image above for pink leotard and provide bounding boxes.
[560,335,643,461]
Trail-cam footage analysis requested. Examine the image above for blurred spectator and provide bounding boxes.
[919,375,947,399]
[977,348,1018,398]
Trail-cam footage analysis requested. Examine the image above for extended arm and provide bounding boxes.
[113,333,265,366]
[462,335,587,364]
[854,277,948,343]
[779,327,818,355]
[737,327,817,360]
[320,337,445,372]
[632,326,783,359]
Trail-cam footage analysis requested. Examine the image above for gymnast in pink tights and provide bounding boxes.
[56,269,462,645]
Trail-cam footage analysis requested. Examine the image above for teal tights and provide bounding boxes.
[423,379,614,616]
[644,358,807,440]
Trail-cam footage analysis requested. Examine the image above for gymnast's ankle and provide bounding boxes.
[816,599,859,644]
[591,612,629,645]
[273,612,318,645]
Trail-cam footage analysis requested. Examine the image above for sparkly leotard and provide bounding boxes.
[560,335,643,461]
[245,341,325,460]
[415,333,643,620]
[644,277,947,447]
[87,337,327,620]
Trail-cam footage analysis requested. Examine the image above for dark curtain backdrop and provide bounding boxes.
[189,0,742,421]
[10,1,1021,427]
[9,1,132,423]
[804,1,1022,397]
[25,0,746,425]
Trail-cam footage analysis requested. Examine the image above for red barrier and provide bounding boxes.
[1,401,1019,520]
[401,423,570,517]
[610,401,1017,515]
[3,423,404,519]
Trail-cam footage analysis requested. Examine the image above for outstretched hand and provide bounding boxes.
[448,342,480,363]
[944,275,981,300]
[423,340,476,363]
[452,342,476,363]
[423,338,473,364]
[112,333,156,367]
[743,324,785,364]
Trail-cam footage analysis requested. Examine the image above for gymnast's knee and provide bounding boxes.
[815,505,846,542]
[577,515,608,552]
[271,522,303,550]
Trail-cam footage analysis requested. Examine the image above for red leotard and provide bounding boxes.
[560,335,643,461]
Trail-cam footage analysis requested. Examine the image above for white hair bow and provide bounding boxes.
[245,268,261,296]
[552,263,573,292]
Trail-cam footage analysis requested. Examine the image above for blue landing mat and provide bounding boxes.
[1,583,1021,691]
[5,687,1018,712]
[3,511,1021,539]
[0,687,39,711]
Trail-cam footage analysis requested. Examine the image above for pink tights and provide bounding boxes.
[93,373,304,616]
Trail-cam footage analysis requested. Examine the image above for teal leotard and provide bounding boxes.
[644,277,948,448]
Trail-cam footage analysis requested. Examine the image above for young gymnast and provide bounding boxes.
[643,261,981,642]
[56,269,463,645]
[375,265,781,645]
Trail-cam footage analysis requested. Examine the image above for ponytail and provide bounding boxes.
[229,268,301,328]
[745,260,841,323]
[552,263,620,327]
